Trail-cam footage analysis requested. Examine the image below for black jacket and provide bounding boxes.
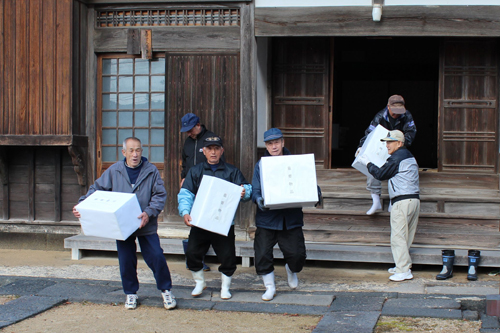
[358,107,417,148]
[182,160,249,196]
[181,125,218,179]
[251,147,304,231]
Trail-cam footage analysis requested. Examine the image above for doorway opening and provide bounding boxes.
[331,37,440,169]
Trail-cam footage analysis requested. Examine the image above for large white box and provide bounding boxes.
[75,190,142,240]
[352,124,391,177]
[260,153,318,210]
[190,175,243,236]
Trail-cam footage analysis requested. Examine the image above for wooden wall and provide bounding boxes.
[0,0,75,136]
[0,147,81,222]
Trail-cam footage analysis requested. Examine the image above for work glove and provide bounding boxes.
[257,197,269,211]
[355,147,361,157]
[358,154,370,166]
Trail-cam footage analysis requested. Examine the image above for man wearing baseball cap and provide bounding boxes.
[358,130,420,282]
[251,128,321,301]
[180,113,221,187]
[180,113,221,272]
[355,95,417,215]
[178,136,252,300]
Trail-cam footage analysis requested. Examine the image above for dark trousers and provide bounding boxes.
[116,233,173,294]
[254,227,307,276]
[186,225,236,277]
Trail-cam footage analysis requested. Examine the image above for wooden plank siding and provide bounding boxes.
[439,40,498,173]
[255,6,500,37]
[165,52,241,216]
[0,0,76,137]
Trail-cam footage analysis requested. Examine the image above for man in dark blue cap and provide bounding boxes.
[251,128,310,301]
[180,113,219,271]
[180,113,220,187]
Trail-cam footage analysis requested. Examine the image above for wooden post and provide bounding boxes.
[239,3,257,234]
[54,148,62,222]
[28,148,35,222]
[141,29,152,60]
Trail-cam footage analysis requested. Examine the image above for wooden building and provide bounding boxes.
[1,0,500,265]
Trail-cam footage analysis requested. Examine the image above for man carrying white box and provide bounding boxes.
[251,128,321,301]
[178,136,252,300]
[73,137,175,311]
[355,95,417,215]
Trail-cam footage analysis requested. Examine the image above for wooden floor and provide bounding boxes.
[302,169,500,250]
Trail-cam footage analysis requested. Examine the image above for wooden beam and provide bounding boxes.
[0,135,88,146]
[94,27,240,52]
[127,29,141,55]
[140,29,152,59]
[238,2,256,232]
[83,0,250,3]
[255,6,500,37]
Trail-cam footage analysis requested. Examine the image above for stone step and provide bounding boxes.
[63,234,500,267]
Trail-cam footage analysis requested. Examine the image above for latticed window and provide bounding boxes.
[96,8,240,27]
[98,55,165,173]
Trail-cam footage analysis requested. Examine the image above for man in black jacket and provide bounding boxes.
[180,113,219,186]
[180,113,218,271]
[178,136,252,300]
[251,128,308,301]
[356,95,417,215]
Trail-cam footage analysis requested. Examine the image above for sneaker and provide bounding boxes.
[161,290,177,310]
[389,270,413,282]
[124,294,138,310]
[388,267,396,274]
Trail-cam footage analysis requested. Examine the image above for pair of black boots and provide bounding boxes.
[436,249,481,281]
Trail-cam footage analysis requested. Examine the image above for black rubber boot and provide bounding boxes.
[436,249,455,280]
[467,250,481,281]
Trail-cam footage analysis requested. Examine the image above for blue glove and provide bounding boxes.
[257,197,269,211]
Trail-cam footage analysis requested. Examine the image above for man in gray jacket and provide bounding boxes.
[73,137,176,310]
[358,130,420,282]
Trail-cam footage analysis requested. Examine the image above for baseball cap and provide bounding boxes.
[203,136,223,148]
[263,128,283,142]
[387,95,406,114]
[381,130,405,143]
[180,113,200,132]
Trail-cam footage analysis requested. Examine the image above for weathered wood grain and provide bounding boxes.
[255,6,500,37]
[94,27,240,52]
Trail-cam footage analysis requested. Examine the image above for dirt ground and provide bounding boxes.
[375,316,481,333]
[0,302,321,333]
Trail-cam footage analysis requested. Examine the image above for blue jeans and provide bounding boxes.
[116,233,172,294]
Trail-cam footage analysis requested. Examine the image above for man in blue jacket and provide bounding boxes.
[73,137,175,310]
[356,95,417,215]
[251,128,307,301]
[178,136,252,300]
[358,130,420,282]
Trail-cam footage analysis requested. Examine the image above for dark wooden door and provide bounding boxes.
[439,40,498,173]
[165,52,240,216]
[272,38,330,168]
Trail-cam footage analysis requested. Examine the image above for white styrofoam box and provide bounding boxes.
[190,175,244,236]
[75,190,142,240]
[352,124,391,177]
[260,153,318,210]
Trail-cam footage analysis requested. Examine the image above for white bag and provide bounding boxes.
[260,153,318,210]
[352,124,391,177]
[190,175,243,236]
[75,190,142,240]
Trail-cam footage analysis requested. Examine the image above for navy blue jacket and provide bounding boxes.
[358,107,417,148]
[181,125,220,179]
[251,148,304,231]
